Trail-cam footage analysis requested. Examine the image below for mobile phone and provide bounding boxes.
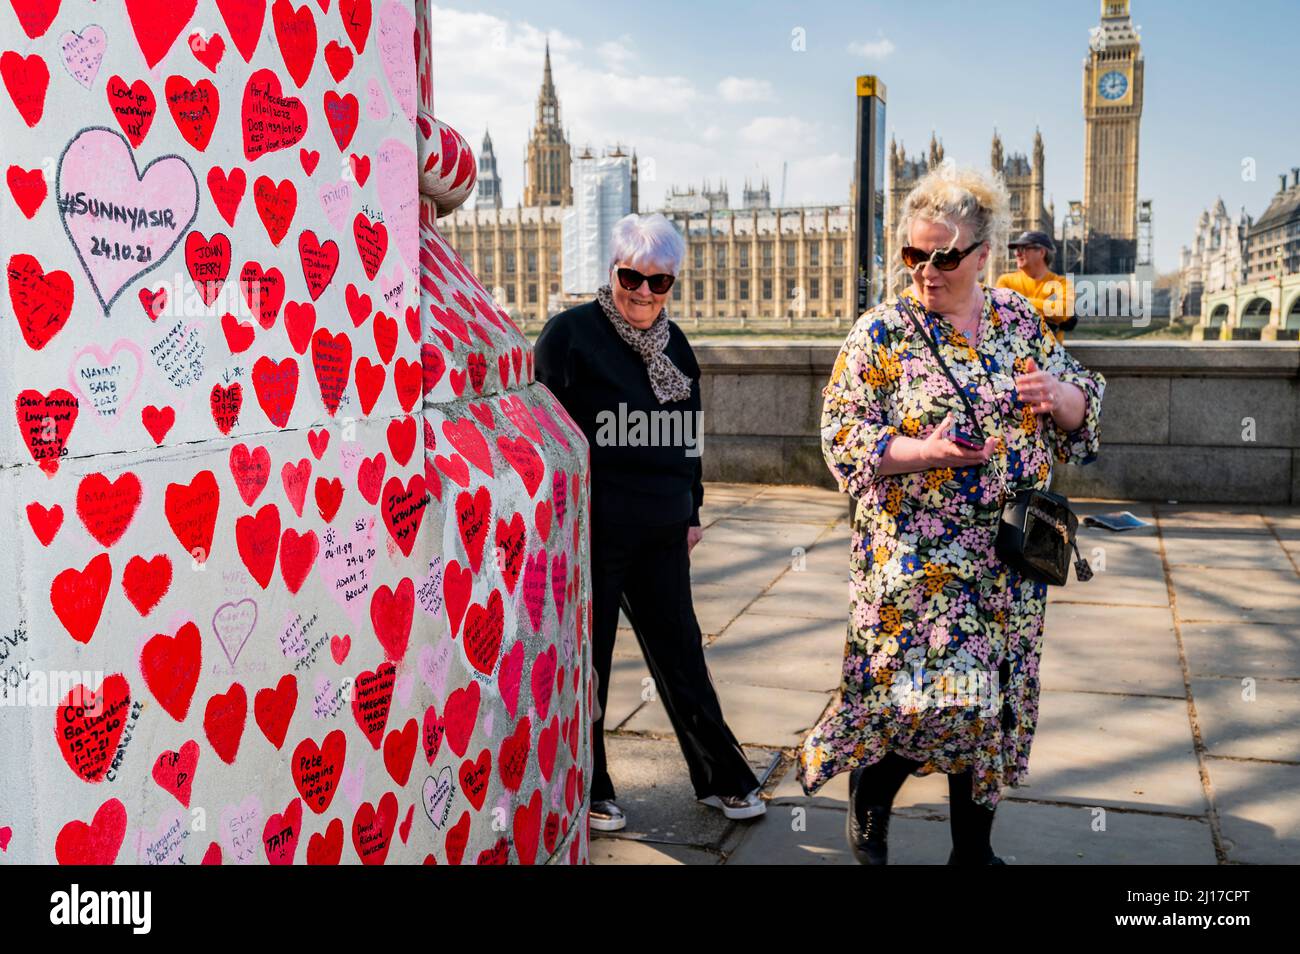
[950,427,983,450]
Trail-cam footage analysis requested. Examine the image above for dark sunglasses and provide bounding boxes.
[615,267,675,295]
[900,241,984,271]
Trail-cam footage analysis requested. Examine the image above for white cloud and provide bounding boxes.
[717,76,774,103]
[786,153,853,205]
[847,37,896,59]
[739,115,817,147]
[428,5,705,207]
[425,5,847,214]
[597,38,636,71]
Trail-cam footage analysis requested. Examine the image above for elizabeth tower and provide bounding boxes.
[1082,0,1144,274]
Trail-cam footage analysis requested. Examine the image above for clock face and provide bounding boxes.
[1099,70,1128,101]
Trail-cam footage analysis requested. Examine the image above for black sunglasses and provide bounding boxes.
[615,266,675,295]
[900,241,984,271]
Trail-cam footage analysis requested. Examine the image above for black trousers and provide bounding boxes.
[589,517,759,802]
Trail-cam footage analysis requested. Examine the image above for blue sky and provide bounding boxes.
[428,1,1300,272]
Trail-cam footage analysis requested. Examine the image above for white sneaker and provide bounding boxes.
[589,799,627,832]
[698,788,767,820]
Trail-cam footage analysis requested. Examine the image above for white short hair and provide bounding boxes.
[607,212,686,274]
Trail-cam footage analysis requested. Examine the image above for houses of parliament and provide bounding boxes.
[440,1,1144,328]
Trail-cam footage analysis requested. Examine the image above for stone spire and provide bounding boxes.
[476,126,502,209]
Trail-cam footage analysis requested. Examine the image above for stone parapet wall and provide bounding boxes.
[694,341,1300,504]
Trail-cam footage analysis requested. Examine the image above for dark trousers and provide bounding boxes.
[589,517,759,802]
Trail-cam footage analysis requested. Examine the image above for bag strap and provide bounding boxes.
[899,294,990,443]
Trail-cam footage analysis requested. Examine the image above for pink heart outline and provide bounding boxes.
[56,126,199,314]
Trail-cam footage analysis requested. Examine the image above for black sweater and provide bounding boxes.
[533,299,703,527]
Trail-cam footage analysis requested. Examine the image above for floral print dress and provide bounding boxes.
[797,285,1105,808]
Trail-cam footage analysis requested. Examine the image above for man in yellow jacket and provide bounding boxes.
[996,230,1076,343]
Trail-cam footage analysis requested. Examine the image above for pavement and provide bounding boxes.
[589,482,1300,866]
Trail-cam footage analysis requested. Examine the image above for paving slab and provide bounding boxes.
[602,652,653,729]
[1205,758,1300,864]
[689,520,828,595]
[689,582,767,637]
[1159,532,1295,571]
[798,535,854,580]
[1181,622,1300,681]
[990,801,1217,864]
[1168,566,1300,623]
[589,837,721,865]
[1155,508,1272,533]
[593,735,777,849]
[1040,602,1184,697]
[1009,689,1207,815]
[705,611,846,693]
[725,805,952,865]
[744,570,851,621]
[622,680,830,750]
[587,486,1300,865]
[753,757,1217,864]
[1260,510,1300,541]
[1191,677,1300,762]
[1048,528,1170,607]
[723,495,849,525]
[754,484,846,501]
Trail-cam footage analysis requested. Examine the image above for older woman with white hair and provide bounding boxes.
[797,164,1105,864]
[534,212,764,832]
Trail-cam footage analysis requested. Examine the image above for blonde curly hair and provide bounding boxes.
[893,161,1011,289]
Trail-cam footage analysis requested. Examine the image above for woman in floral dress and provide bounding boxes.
[797,164,1106,864]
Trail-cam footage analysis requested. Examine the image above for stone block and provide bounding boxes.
[1170,376,1298,448]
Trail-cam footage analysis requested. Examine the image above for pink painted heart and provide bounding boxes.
[365,77,387,120]
[68,341,144,427]
[376,137,418,273]
[60,26,107,89]
[212,599,258,667]
[340,762,366,811]
[135,807,187,864]
[219,793,263,865]
[417,638,452,704]
[317,516,375,626]
[57,127,198,312]
[318,178,353,232]
[377,2,416,124]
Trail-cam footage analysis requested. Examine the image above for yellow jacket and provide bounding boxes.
[995,269,1073,341]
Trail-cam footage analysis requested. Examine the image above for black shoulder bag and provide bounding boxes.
[900,297,1092,587]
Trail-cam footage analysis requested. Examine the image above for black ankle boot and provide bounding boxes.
[846,767,891,865]
[947,769,1004,864]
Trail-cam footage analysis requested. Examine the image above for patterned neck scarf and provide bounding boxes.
[596,283,694,404]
